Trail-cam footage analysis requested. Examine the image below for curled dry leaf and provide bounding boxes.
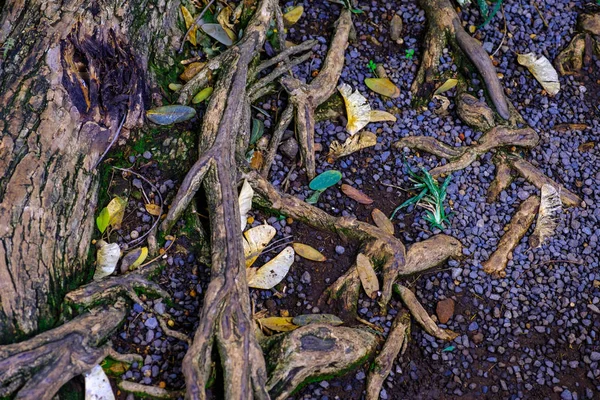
[364,78,401,98]
[217,7,234,30]
[238,179,254,231]
[94,240,121,281]
[341,184,373,205]
[338,83,371,136]
[258,317,298,332]
[434,78,458,95]
[517,53,560,95]
[433,94,450,116]
[356,253,379,299]
[145,203,161,216]
[120,247,148,273]
[250,150,264,170]
[327,131,377,162]
[283,5,304,26]
[292,314,343,326]
[243,224,276,267]
[247,246,295,289]
[368,110,397,123]
[85,364,115,400]
[371,208,394,235]
[180,5,197,46]
[292,243,327,262]
[529,184,562,248]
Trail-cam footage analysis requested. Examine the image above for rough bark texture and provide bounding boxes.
[0,0,180,343]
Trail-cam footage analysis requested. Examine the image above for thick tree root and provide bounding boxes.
[400,234,463,276]
[393,126,539,177]
[366,311,410,400]
[118,381,184,399]
[265,324,377,400]
[487,155,514,203]
[555,12,600,75]
[280,9,352,179]
[413,0,509,119]
[482,195,540,277]
[394,284,458,341]
[0,306,126,399]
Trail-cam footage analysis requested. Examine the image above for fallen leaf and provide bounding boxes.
[338,83,371,135]
[555,123,588,132]
[292,243,327,262]
[247,246,294,289]
[356,253,379,299]
[96,207,110,234]
[238,179,254,231]
[250,150,264,170]
[192,87,213,103]
[85,365,115,400]
[180,62,206,81]
[120,247,148,273]
[243,224,276,267]
[181,6,197,46]
[258,316,298,332]
[368,110,397,123]
[434,78,458,95]
[517,53,560,95]
[341,184,373,205]
[364,78,400,98]
[145,203,161,216]
[168,83,183,91]
[309,170,342,191]
[217,7,234,30]
[327,131,377,162]
[283,5,304,26]
[94,240,120,281]
[106,196,127,229]
[371,208,394,235]
[433,94,450,115]
[201,23,234,46]
[146,105,196,125]
[578,142,595,152]
[250,118,265,145]
[305,189,323,205]
[292,314,343,326]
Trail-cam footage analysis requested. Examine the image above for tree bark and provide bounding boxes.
[0,0,179,342]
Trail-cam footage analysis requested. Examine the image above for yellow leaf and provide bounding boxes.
[129,247,148,270]
[168,83,183,91]
[292,243,326,262]
[180,62,206,82]
[145,203,161,216]
[371,208,394,235]
[217,7,234,30]
[327,131,377,162]
[338,83,371,136]
[192,87,213,104]
[364,78,401,98]
[258,316,298,332]
[238,179,254,231]
[283,6,304,26]
[434,78,458,95]
[369,110,397,123]
[223,25,238,42]
[181,5,197,46]
[107,196,127,229]
[243,224,276,267]
[356,253,379,299]
[247,246,294,289]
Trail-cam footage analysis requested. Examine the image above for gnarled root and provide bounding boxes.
[0,306,126,399]
[400,234,463,276]
[487,155,514,203]
[118,381,184,399]
[555,12,600,75]
[394,284,458,341]
[366,311,410,400]
[393,126,539,177]
[482,195,540,277]
[413,0,509,119]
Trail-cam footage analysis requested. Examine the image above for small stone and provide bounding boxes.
[154,302,166,315]
[280,138,299,160]
[590,352,600,361]
[436,298,455,324]
[130,230,140,240]
[145,317,158,329]
[473,332,484,344]
[335,245,345,255]
[320,381,329,389]
[468,321,479,331]
[301,271,311,284]
[143,151,152,159]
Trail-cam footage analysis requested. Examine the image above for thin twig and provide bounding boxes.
[93,113,127,170]
[179,0,216,53]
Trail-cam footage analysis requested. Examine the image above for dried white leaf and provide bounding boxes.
[243,224,276,267]
[238,179,254,231]
[517,53,560,95]
[94,240,120,281]
[85,365,115,400]
[529,184,562,248]
[338,83,371,136]
[247,246,294,289]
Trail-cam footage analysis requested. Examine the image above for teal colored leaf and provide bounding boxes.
[442,345,455,352]
[96,207,110,233]
[201,23,233,46]
[309,170,342,191]
[250,118,265,145]
[146,105,196,125]
[306,190,323,204]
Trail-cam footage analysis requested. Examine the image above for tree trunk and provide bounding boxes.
[0,0,179,343]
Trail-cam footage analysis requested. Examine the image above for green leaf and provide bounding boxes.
[306,190,323,204]
[391,188,427,219]
[479,0,503,28]
[146,105,196,125]
[96,207,110,233]
[309,170,342,191]
[192,87,214,104]
[250,118,265,145]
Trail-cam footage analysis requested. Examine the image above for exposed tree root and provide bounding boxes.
[400,234,463,276]
[412,0,509,119]
[456,92,496,132]
[394,126,539,177]
[482,195,540,277]
[118,381,184,399]
[280,9,352,179]
[555,12,600,75]
[0,306,126,399]
[365,311,410,400]
[487,155,514,203]
[394,284,459,341]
